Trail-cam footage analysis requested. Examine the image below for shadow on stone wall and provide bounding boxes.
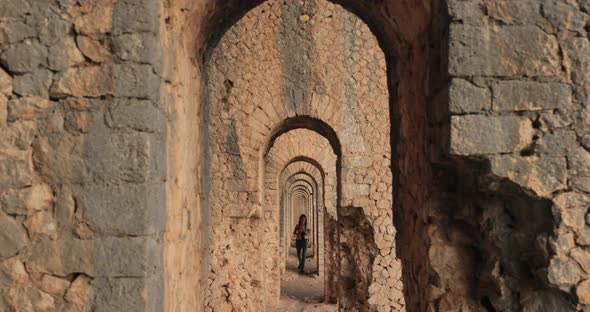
[427,157,575,311]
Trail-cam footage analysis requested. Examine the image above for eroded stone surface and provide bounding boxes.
[450,115,534,155]
[0,0,588,311]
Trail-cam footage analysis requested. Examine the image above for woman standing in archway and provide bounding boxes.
[293,214,310,274]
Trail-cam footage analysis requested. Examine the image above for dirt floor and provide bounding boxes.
[272,247,337,312]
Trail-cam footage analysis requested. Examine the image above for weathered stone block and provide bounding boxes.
[48,37,85,71]
[540,111,573,130]
[490,155,567,197]
[93,276,163,312]
[578,226,590,247]
[76,183,165,236]
[0,21,35,45]
[0,120,36,151]
[449,24,560,77]
[33,134,87,184]
[447,0,485,25]
[450,115,533,155]
[1,191,25,215]
[0,67,12,95]
[1,285,57,311]
[76,36,111,63]
[568,147,590,177]
[13,69,53,98]
[112,0,159,34]
[74,2,113,35]
[553,192,590,232]
[486,0,541,25]
[571,177,590,193]
[548,258,583,290]
[542,1,587,33]
[563,37,590,97]
[50,65,113,97]
[84,129,165,183]
[27,236,95,276]
[575,109,590,139]
[0,1,31,18]
[37,11,71,46]
[113,64,159,100]
[571,248,590,273]
[0,257,28,286]
[0,212,27,260]
[24,211,57,239]
[492,81,571,112]
[577,279,590,305]
[112,33,160,65]
[342,156,371,168]
[8,96,55,121]
[223,203,262,218]
[0,150,32,188]
[342,183,370,197]
[95,237,162,277]
[38,274,70,296]
[28,235,161,277]
[550,233,575,256]
[536,129,577,157]
[107,99,166,134]
[22,183,53,212]
[0,41,48,74]
[448,78,491,114]
[64,110,91,133]
[64,274,94,311]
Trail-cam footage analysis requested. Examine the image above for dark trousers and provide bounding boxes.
[295,239,308,272]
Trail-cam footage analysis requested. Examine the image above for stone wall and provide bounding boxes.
[0,0,166,311]
[421,0,590,310]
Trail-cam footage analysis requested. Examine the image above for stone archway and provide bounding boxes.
[2,1,588,312]
[161,0,426,309]
[162,0,582,311]
[201,0,403,309]
[265,129,338,302]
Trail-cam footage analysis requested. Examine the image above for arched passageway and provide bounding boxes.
[265,128,337,308]
[163,0,576,311]
[1,0,585,312]
[202,0,398,310]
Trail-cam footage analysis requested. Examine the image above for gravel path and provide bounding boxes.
[272,248,337,312]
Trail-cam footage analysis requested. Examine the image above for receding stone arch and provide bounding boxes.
[286,175,318,255]
[201,0,408,304]
[280,162,334,295]
[196,0,423,310]
[161,0,438,308]
[262,128,336,306]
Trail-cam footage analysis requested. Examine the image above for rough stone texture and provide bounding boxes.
[0,1,165,311]
[490,156,568,197]
[0,41,48,74]
[0,0,588,311]
[449,24,561,77]
[0,212,27,260]
[492,81,572,112]
[76,36,110,63]
[450,115,534,155]
[448,78,491,114]
[431,1,590,311]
